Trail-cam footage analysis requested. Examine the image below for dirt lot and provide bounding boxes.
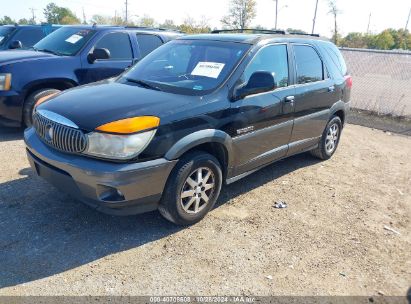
[0,124,410,296]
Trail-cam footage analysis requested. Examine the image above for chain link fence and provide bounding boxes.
[340,48,411,117]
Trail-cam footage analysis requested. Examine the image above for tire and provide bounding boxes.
[310,116,343,160]
[159,151,223,225]
[23,89,61,127]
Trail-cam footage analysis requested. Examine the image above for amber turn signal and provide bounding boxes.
[35,93,58,108]
[96,116,160,134]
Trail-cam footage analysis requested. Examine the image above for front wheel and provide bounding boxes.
[310,116,343,160]
[23,89,61,127]
[159,152,223,225]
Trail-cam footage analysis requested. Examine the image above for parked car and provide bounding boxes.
[0,25,182,127]
[0,24,60,50]
[24,30,352,225]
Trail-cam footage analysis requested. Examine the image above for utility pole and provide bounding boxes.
[405,8,411,31]
[29,8,36,24]
[82,7,87,24]
[274,0,278,30]
[366,12,371,33]
[125,0,128,24]
[312,0,319,34]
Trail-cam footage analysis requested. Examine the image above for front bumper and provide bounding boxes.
[24,127,178,215]
[0,90,23,127]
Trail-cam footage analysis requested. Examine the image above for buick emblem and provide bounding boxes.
[45,124,54,141]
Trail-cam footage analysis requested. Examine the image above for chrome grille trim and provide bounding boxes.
[33,112,87,154]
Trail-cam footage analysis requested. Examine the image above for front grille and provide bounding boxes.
[33,112,87,154]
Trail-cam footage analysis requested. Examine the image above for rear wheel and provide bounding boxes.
[310,116,342,160]
[23,89,61,127]
[159,152,222,225]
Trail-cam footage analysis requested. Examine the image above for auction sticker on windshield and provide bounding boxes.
[191,62,225,79]
[65,34,83,44]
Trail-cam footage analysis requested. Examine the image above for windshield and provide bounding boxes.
[33,27,96,56]
[120,39,250,95]
[0,27,15,46]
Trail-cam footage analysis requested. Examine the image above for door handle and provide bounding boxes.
[285,96,295,102]
[328,86,335,92]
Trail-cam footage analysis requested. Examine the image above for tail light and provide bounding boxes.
[345,75,353,89]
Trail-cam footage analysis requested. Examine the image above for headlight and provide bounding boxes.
[84,116,160,160]
[85,130,157,160]
[0,73,11,91]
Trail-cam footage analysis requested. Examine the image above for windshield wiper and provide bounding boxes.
[125,78,162,91]
[37,48,64,56]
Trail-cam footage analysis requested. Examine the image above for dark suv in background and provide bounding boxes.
[0,25,182,127]
[25,30,352,225]
[0,24,60,50]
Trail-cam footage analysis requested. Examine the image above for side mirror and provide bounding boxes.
[87,48,110,63]
[9,40,22,49]
[233,71,276,101]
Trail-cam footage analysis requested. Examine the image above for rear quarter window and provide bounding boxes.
[322,43,348,77]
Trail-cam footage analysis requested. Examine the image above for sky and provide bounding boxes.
[1,0,410,37]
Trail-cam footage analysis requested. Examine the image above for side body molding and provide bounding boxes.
[164,129,235,169]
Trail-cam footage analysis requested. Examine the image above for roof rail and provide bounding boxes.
[211,29,286,35]
[212,29,321,37]
[125,26,183,33]
[288,32,320,37]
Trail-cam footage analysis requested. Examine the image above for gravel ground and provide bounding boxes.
[0,124,410,296]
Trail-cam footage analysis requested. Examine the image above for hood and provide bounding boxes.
[0,50,54,65]
[37,81,200,131]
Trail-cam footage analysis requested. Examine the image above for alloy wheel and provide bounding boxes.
[325,123,339,154]
[180,167,215,214]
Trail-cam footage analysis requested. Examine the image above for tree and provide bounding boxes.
[160,19,179,30]
[341,32,368,48]
[138,15,156,27]
[369,30,395,50]
[18,18,30,25]
[286,28,308,34]
[221,0,257,30]
[43,3,80,24]
[327,0,341,44]
[179,16,211,34]
[0,16,16,24]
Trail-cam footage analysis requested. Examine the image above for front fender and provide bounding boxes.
[165,129,234,167]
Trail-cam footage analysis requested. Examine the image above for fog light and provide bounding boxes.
[97,185,125,202]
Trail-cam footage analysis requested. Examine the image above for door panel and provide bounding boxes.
[231,87,295,174]
[230,43,294,176]
[288,44,336,154]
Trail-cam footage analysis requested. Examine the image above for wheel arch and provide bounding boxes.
[23,78,78,101]
[164,129,234,178]
[330,100,347,126]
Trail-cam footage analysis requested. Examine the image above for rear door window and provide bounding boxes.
[94,32,133,60]
[293,45,324,84]
[136,34,163,58]
[12,28,45,48]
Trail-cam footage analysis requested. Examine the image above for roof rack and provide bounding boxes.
[125,26,183,33]
[211,28,320,37]
[288,32,320,37]
[211,29,286,35]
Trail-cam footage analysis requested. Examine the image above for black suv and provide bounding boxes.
[24,31,352,225]
[0,25,181,127]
